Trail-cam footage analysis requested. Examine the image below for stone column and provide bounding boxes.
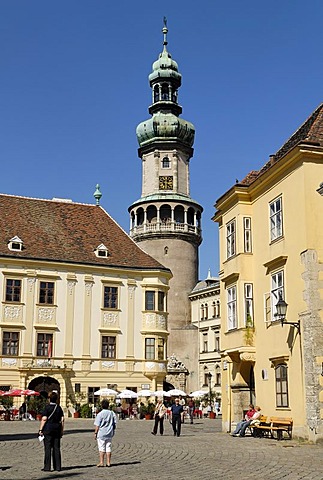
[126,282,137,359]
[82,275,94,372]
[64,274,77,359]
[23,272,37,361]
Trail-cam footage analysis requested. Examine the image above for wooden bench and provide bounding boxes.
[250,416,293,440]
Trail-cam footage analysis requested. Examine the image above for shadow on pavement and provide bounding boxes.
[0,429,93,442]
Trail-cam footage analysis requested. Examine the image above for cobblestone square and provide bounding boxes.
[1,418,323,480]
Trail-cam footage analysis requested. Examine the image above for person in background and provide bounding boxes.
[187,398,195,424]
[151,398,167,436]
[230,404,255,436]
[19,401,27,420]
[231,405,261,437]
[170,398,184,437]
[38,392,64,472]
[94,399,117,467]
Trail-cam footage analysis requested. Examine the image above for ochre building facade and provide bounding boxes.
[214,104,323,442]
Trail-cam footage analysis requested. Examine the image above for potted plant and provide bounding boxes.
[142,402,155,420]
[70,392,85,418]
[80,403,92,418]
[28,396,47,420]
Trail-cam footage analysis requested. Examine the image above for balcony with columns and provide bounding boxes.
[129,203,202,243]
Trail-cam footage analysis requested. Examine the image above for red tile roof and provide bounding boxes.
[0,194,168,271]
[239,103,323,186]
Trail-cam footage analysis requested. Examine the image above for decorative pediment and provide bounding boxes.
[95,243,109,258]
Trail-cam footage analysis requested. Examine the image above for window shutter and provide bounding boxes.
[264,292,271,323]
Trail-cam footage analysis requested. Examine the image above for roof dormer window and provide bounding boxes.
[8,236,23,252]
[95,244,109,258]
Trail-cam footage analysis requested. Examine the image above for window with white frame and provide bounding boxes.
[145,338,155,360]
[101,335,116,359]
[145,290,166,312]
[5,279,22,302]
[162,156,170,168]
[227,286,237,330]
[243,217,252,253]
[271,270,284,321]
[2,331,19,356]
[275,364,289,407]
[270,196,283,241]
[37,333,53,357]
[244,283,254,327]
[226,220,236,258]
[39,281,54,305]
[103,286,118,309]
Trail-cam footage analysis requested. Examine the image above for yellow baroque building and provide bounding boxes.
[0,193,171,410]
[213,104,323,442]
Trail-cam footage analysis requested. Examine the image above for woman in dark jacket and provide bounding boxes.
[38,392,64,472]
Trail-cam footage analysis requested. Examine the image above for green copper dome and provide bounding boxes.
[149,46,182,84]
[136,19,195,151]
[136,112,195,148]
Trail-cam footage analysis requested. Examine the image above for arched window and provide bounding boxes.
[205,303,208,319]
[154,85,160,102]
[275,364,289,407]
[161,83,169,100]
[174,205,184,224]
[130,212,135,229]
[162,156,170,168]
[147,205,157,223]
[187,207,195,225]
[160,204,171,223]
[136,208,144,226]
[200,304,204,320]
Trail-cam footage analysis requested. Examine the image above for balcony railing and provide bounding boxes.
[130,221,201,237]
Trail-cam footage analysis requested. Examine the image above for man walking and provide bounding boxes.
[170,398,184,437]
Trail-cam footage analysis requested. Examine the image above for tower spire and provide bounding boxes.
[163,17,168,50]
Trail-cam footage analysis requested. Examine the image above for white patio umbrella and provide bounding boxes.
[189,390,208,398]
[153,390,171,397]
[94,388,118,396]
[166,389,187,397]
[117,389,138,399]
[137,389,154,397]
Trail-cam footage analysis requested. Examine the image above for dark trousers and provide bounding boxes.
[152,415,164,435]
[172,415,182,436]
[43,432,61,471]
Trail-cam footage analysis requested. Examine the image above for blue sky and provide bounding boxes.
[0,1,322,279]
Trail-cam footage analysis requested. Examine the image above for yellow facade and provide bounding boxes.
[0,196,172,413]
[0,259,171,410]
[214,107,323,442]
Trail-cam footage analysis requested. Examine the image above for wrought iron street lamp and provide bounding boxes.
[276,295,300,333]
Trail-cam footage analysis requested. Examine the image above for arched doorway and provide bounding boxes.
[28,376,60,399]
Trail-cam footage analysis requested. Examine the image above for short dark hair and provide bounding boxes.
[49,392,58,403]
[101,399,109,409]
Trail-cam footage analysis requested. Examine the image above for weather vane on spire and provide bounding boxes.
[163,16,167,28]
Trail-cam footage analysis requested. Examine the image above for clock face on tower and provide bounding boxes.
[159,176,173,190]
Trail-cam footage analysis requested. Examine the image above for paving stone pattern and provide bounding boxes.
[1,418,323,480]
